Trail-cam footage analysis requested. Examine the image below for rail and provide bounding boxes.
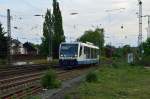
[0,64,50,79]
[0,69,70,98]
[0,65,98,98]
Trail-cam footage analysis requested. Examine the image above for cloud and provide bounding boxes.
[0,0,150,46]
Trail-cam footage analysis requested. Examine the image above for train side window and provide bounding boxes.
[94,49,97,58]
[93,49,95,58]
[79,46,82,56]
[84,47,86,54]
[84,47,86,57]
[91,48,93,58]
[87,47,90,58]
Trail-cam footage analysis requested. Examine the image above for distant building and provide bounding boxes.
[11,39,25,55]
[10,39,38,55]
[23,42,38,55]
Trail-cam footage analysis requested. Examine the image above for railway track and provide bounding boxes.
[0,65,96,99]
[0,64,53,79]
[0,69,69,99]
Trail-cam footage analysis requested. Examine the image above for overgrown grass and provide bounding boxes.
[0,59,7,68]
[138,55,150,66]
[85,71,98,83]
[67,62,150,99]
[23,96,41,99]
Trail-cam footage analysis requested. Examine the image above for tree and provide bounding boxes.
[138,38,150,65]
[0,23,7,58]
[122,45,131,56]
[41,0,65,58]
[142,38,150,56]
[41,9,53,56]
[77,28,104,49]
[104,45,115,58]
[52,0,65,58]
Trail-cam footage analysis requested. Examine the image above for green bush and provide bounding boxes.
[64,94,72,99]
[86,71,98,83]
[129,62,136,66]
[23,96,42,99]
[0,59,6,65]
[139,56,150,66]
[111,62,119,68]
[41,69,61,89]
[24,96,41,99]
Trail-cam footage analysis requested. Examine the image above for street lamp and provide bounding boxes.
[137,0,143,60]
[70,13,79,15]
[69,12,79,42]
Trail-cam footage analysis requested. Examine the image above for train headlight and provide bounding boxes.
[75,54,78,57]
[60,54,63,57]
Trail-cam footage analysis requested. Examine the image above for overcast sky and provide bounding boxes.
[0,0,150,47]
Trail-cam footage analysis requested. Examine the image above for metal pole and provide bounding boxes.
[7,9,12,65]
[138,1,142,46]
[137,0,143,59]
[46,23,53,62]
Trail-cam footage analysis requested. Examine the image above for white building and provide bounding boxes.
[10,39,38,55]
[10,39,26,55]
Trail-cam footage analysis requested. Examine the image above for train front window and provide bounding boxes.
[60,44,78,57]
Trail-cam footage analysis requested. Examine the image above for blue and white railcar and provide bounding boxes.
[59,42,99,67]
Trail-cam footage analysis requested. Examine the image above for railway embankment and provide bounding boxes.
[63,62,150,99]
[0,63,99,98]
[39,73,85,99]
[36,65,100,99]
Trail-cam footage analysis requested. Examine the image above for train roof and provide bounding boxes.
[60,42,99,49]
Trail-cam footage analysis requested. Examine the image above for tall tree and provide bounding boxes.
[41,0,65,58]
[78,28,104,49]
[52,0,65,58]
[41,9,53,56]
[142,38,150,56]
[0,23,7,58]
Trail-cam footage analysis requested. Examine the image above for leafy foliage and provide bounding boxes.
[104,45,115,58]
[137,38,150,65]
[64,94,72,99]
[142,38,150,56]
[41,0,65,58]
[139,55,150,66]
[0,23,7,59]
[122,45,131,56]
[41,9,53,56]
[86,71,98,83]
[41,69,61,89]
[112,47,123,58]
[77,28,104,49]
[52,0,65,58]
[0,59,7,65]
[67,62,150,99]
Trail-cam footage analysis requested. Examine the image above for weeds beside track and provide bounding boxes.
[0,65,98,99]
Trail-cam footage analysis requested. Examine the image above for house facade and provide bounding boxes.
[11,39,26,55]
[10,39,38,55]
